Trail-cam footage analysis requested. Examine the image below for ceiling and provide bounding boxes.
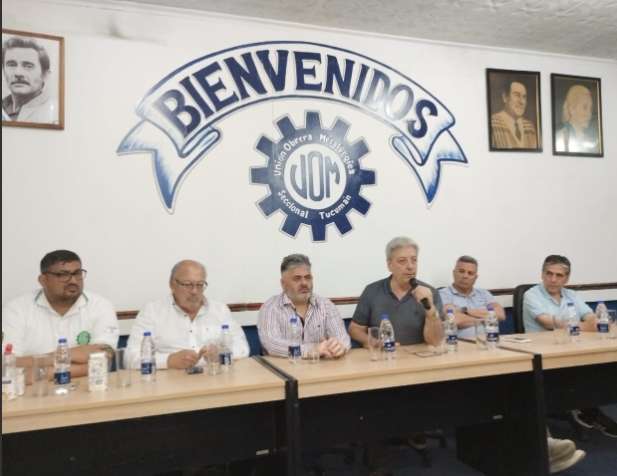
[101,0,617,60]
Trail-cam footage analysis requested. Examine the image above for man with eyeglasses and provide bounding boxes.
[523,254,617,442]
[2,249,118,378]
[125,260,249,369]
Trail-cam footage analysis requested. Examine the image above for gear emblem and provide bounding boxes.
[250,111,375,241]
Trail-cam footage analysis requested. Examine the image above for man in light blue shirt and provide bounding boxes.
[523,254,616,440]
[439,256,505,338]
[523,255,596,333]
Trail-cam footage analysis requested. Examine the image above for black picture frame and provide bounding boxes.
[1,28,65,130]
[486,68,542,152]
[551,73,603,157]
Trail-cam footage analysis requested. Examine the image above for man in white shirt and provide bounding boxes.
[125,260,249,369]
[2,250,119,379]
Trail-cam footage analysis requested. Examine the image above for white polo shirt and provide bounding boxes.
[125,295,250,369]
[2,290,119,356]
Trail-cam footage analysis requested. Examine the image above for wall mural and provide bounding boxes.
[117,41,467,241]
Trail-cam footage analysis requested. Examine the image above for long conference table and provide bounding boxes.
[3,333,616,476]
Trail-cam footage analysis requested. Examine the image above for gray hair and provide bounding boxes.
[456,255,478,267]
[280,254,311,273]
[385,236,419,261]
[169,260,206,282]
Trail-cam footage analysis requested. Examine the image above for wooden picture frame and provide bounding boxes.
[2,29,64,130]
[551,73,603,157]
[486,68,542,152]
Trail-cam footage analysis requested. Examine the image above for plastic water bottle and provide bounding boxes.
[288,316,302,364]
[486,304,500,350]
[2,343,17,401]
[379,314,396,359]
[596,302,609,338]
[566,302,580,343]
[219,324,233,372]
[53,337,71,395]
[140,331,157,381]
[445,310,458,353]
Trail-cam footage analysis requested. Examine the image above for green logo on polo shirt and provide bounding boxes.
[76,331,91,345]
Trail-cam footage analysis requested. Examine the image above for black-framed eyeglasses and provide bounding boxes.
[44,269,87,282]
[174,279,207,291]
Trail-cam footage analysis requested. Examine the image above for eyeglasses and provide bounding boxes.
[44,269,87,282]
[174,279,207,291]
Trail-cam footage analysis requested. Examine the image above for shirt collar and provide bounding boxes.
[170,293,208,319]
[34,289,88,315]
[539,284,565,303]
[383,275,413,300]
[280,291,316,310]
[449,284,476,297]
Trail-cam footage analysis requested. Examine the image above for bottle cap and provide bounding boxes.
[143,331,152,336]
[58,337,67,344]
[4,343,13,353]
[487,303,494,311]
[221,324,229,330]
[380,314,389,320]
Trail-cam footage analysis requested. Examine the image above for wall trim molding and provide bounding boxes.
[116,281,617,320]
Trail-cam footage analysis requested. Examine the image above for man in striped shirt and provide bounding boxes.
[257,254,351,358]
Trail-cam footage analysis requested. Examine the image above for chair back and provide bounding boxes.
[512,284,535,333]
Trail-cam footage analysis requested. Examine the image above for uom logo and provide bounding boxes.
[251,111,375,241]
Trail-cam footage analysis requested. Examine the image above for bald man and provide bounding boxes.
[125,260,249,369]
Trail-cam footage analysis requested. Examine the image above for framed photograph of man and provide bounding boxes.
[551,74,603,157]
[486,69,542,152]
[1,29,64,130]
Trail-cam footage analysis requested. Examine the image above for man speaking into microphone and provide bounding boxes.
[349,236,444,347]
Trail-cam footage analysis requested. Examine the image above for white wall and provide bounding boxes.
[3,0,616,318]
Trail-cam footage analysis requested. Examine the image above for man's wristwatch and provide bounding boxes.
[461,306,469,315]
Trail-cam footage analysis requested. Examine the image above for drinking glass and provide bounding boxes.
[32,354,52,397]
[367,327,381,361]
[202,341,221,375]
[552,313,569,344]
[115,348,131,388]
[607,310,617,339]
[474,320,488,350]
[302,342,320,364]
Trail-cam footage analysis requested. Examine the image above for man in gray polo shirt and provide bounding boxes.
[349,236,444,347]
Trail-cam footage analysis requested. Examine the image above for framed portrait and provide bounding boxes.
[486,69,542,152]
[1,29,64,130]
[551,74,603,157]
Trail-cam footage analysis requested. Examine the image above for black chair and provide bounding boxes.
[512,283,535,333]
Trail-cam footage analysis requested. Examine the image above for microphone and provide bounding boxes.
[409,278,431,310]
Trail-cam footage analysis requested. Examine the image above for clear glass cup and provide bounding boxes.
[367,327,381,361]
[202,341,221,376]
[552,313,570,344]
[114,348,131,388]
[15,368,25,396]
[302,342,320,363]
[607,310,617,339]
[475,320,488,350]
[32,354,52,397]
